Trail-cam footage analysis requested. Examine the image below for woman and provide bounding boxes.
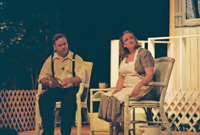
[98,30,156,135]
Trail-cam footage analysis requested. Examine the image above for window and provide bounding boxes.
[175,0,200,27]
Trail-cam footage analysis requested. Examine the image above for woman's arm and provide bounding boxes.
[112,74,124,95]
[131,66,154,96]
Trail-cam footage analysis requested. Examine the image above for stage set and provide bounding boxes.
[1,1,200,134]
[1,35,200,135]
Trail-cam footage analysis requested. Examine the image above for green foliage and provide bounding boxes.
[0,19,26,89]
[0,12,57,90]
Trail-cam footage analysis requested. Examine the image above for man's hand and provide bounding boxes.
[49,80,60,88]
[61,78,71,87]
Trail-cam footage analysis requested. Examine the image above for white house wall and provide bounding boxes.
[170,0,200,90]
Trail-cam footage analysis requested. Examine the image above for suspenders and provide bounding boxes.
[51,53,76,78]
[51,53,55,78]
[72,53,76,77]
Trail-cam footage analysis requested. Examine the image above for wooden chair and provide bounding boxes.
[124,57,175,135]
[35,61,93,135]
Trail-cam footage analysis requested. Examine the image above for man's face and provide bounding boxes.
[53,37,69,57]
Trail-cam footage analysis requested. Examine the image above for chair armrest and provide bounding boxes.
[84,83,89,89]
[145,82,167,87]
[125,82,167,99]
[76,83,88,96]
[36,83,43,98]
[125,93,132,98]
[76,83,88,102]
[90,87,116,92]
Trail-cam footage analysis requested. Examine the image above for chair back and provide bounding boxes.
[153,57,175,102]
[81,61,93,102]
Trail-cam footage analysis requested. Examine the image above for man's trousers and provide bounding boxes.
[39,87,79,135]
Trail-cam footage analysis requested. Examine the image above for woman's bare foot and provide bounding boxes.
[112,121,121,135]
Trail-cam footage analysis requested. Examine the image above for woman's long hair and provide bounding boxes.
[119,30,141,61]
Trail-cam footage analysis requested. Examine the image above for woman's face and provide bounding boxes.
[122,33,136,50]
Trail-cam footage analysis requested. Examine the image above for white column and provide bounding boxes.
[110,40,119,87]
[167,40,173,92]
[138,40,146,48]
[148,38,155,58]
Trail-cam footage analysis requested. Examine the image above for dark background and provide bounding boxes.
[1,0,169,111]
[40,0,169,89]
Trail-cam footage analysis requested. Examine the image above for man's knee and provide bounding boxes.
[39,91,52,107]
[39,93,47,104]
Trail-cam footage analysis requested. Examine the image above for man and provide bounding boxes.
[38,33,85,135]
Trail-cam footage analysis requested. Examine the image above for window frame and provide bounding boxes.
[175,0,200,27]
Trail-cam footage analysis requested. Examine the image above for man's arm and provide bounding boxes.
[40,78,50,87]
[39,55,61,88]
[38,56,52,83]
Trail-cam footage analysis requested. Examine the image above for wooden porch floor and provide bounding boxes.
[17,125,199,135]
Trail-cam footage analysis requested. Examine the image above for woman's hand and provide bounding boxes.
[131,85,141,96]
[112,74,124,95]
[111,89,118,95]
